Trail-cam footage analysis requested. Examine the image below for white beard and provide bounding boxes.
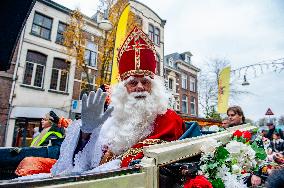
[99,76,169,155]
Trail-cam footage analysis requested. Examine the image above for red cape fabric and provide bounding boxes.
[148,109,185,141]
[121,109,185,167]
[15,157,57,176]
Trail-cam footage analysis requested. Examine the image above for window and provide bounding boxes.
[185,54,191,63]
[50,58,70,92]
[85,41,98,67]
[169,57,174,67]
[182,95,188,114]
[190,96,196,115]
[190,76,196,92]
[80,72,95,99]
[31,12,53,40]
[23,51,46,88]
[154,27,160,45]
[156,53,160,75]
[56,22,67,44]
[175,96,180,111]
[181,73,187,89]
[168,78,173,90]
[148,24,154,41]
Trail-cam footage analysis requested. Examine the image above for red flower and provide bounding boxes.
[242,131,252,142]
[233,130,242,138]
[184,176,213,188]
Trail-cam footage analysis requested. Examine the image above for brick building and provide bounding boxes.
[164,52,200,116]
[0,51,18,146]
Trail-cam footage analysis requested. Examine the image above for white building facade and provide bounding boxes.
[5,0,103,146]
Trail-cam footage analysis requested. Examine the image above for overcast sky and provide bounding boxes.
[54,0,284,121]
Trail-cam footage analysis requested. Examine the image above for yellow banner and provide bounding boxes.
[110,4,130,85]
[217,66,231,113]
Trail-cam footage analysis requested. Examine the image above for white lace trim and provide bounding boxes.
[12,173,52,181]
[83,159,121,174]
[73,130,102,173]
[51,120,81,175]
[51,119,112,175]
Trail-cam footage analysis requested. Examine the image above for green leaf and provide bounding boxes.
[215,146,229,163]
[210,178,225,188]
[251,142,267,160]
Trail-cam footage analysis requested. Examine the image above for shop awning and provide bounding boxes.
[11,107,69,119]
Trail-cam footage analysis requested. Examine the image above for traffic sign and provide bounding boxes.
[71,100,82,113]
[265,108,274,116]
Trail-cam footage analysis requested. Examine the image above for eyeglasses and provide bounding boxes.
[126,78,151,87]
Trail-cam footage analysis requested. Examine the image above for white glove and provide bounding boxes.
[81,88,114,133]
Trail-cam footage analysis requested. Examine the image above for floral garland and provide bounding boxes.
[199,130,267,188]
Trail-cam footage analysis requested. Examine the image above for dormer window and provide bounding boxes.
[185,54,191,63]
[169,57,174,67]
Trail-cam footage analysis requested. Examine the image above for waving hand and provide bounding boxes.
[80,89,114,133]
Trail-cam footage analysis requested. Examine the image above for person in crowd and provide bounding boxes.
[226,106,245,126]
[15,111,71,176]
[265,168,284,188]
[221,117,230,128]
[30,111,64,147]
[265,122,284,140]
[260,130,267,137]
[268,132,284,154]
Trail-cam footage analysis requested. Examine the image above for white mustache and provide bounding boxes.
[130,92,149,98]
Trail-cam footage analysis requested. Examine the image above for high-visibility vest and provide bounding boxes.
[30,131,63,147]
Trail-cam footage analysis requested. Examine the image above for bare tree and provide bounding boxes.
[257,118,267,127]
[198,57,250,118]
[198,58,229,118]
[278,115,284,125]
[198,73,218,118]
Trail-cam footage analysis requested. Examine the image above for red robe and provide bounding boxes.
[121,109,185,167]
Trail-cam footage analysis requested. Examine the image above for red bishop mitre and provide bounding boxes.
[117,27,157,80]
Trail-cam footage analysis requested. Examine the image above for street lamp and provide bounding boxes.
[241,75,250,86]
[98,9,113,31]
[98,19,113,31]
[231,58,284,86]
[97,7,113,85]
